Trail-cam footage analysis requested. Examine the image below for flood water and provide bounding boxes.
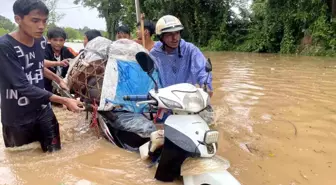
[1,49,336,185]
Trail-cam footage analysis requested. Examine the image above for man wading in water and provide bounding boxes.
[0,0,84,152]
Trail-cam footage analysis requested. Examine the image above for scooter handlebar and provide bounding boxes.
[123,95,149,101]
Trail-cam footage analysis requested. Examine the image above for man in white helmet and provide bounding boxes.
[150,15,213,97]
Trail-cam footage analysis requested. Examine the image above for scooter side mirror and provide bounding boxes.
[135,52,155,74]
[135,51,159,93]
[205,58,212,73]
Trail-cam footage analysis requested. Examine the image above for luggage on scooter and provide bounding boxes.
[65,38,160,140]
[65,38,161,113]
[112,112,156,138]
[99,39,161,113]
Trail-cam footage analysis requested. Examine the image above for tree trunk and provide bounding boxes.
[105,14,117,40]
[332,0,336,18]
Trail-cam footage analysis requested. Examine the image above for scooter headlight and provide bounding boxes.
[204,130,219,144]
[183,91,205,112]
[159,97,183,109]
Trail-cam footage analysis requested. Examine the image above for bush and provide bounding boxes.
[0,27,9,36]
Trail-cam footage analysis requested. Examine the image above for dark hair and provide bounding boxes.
[116,25,130,34]
[13,0,49,18]
[84,29,102,42]
[47,27,67,40]
[137,20,155,36]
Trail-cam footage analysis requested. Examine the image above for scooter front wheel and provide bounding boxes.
[181,156,241,185]
[183,170,241,185]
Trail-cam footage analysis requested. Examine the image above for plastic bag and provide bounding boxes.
[111,112,156,138]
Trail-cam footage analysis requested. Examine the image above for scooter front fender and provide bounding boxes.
[164,115,216,158]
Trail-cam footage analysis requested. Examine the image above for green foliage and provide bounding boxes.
[206,37,226,51]
[102,31,108,38]
[0,15,15,36]
[0,15,16,32]
[72,0,250,49]
[239,0,336,56]
[0,27,10,36]
[77,26,91,36]
[64,27,82,40]
[0,15,103,41]
[280,24,296,54]
[3,0,336,57]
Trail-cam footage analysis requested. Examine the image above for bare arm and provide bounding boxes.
[44,67,61,84]
[44,59,69,68]
[44,67,69,91]
[44,68,83,110]
[49,94,67,104]
[44,59,59,67]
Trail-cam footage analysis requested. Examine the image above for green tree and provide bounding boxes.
[74,0,123,40]
[139,0,249,49]
[239,0,336,55]
[73,0,249,48]
[0,27,10,36]
[0,15,16,31]
[69,0,336,56]
[64,27,82,40]
[78,26,91,35]
[42,0,65,25]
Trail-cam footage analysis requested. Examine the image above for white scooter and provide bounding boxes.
[121,52,242,185]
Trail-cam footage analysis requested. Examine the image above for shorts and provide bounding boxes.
[2,106,61,153]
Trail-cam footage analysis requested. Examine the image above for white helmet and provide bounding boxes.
[155,15,184,36]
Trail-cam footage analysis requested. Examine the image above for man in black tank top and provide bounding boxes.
[0,0,84,153]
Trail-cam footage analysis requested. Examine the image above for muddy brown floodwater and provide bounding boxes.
[1,51,336,185]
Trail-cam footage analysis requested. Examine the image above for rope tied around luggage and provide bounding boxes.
[90,99,100,138]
